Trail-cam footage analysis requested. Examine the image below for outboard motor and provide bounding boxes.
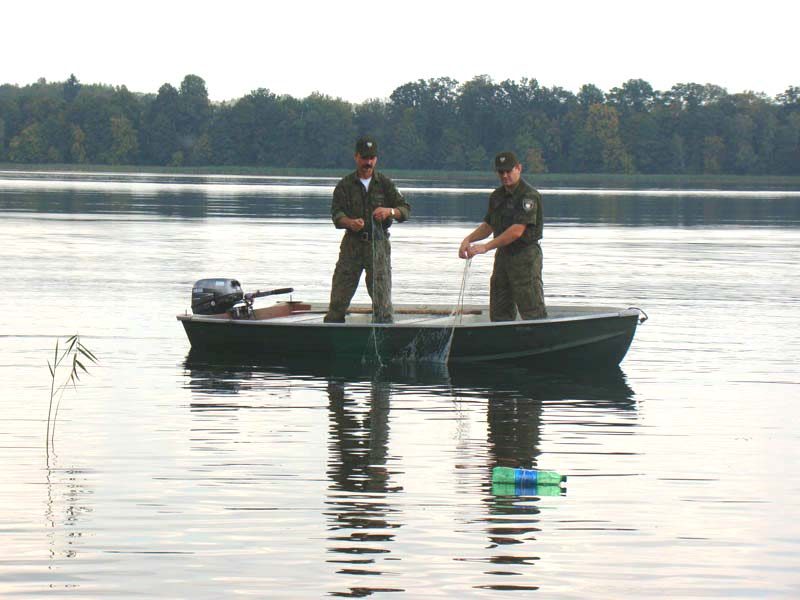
[191,278,244,315]
[190,278,294,317]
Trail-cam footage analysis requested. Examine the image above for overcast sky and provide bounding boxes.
[3,0,796,103]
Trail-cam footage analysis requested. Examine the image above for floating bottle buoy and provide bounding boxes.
[492,466,567,486]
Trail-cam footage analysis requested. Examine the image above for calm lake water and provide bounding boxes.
[1,170,799,598]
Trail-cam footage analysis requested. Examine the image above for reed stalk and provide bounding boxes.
[46,335,98,451]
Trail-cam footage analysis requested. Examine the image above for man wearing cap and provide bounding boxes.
[458,151,546,321]
[324,136,411,323]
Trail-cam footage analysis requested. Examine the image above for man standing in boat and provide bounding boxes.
[324,136,411,323]
[458,151,547,321]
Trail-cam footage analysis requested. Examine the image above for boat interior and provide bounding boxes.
[249,302,489,325]
[189,301,631,325]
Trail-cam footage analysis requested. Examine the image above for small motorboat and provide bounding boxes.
[177,278,646,368]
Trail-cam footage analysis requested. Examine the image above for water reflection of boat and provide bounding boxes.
[178,301,645,368]
[446,363,635,408]
[183,351,634,409]
[182,351,635,586]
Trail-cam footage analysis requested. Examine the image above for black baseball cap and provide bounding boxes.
[355,136,378,157]
[495,151,519,170]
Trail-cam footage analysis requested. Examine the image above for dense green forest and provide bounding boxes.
[1,74,798,174]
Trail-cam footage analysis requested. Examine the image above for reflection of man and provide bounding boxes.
[326,378,400,572]
[485,390,545,544]
[326,380,392,494]
[324,136,411,323]
[459,151,546,321]
[487,394,543,469]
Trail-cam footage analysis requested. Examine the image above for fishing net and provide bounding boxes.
[363,217,391,367]
[363,217,474,367]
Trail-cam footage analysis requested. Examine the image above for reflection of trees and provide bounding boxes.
[325,378,404,595]
[5,182,800,226]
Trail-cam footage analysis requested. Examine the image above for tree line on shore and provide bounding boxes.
[1,74,798,175]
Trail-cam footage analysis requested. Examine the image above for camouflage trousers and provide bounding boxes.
[490,244,546,321]
[324,235,393,323]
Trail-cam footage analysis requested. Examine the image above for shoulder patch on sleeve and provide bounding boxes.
[522,198,535,212]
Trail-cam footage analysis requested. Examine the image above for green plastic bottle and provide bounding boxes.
[492,466,567,486]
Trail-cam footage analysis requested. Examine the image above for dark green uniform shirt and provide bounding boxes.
[483,177,543,254]
[331,171,410,236]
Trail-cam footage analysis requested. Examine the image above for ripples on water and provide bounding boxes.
[1,171,799,597]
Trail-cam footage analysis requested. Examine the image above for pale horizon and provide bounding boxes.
[3,0,797,103]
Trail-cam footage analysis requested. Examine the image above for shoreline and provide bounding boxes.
[2,162,800,190]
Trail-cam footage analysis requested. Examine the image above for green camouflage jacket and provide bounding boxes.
[331,171,410,234]
[484,177,543,253]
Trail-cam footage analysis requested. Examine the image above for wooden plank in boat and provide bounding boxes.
[251,303,312,320]
[199,303,479,320]
[293,307,482,316]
